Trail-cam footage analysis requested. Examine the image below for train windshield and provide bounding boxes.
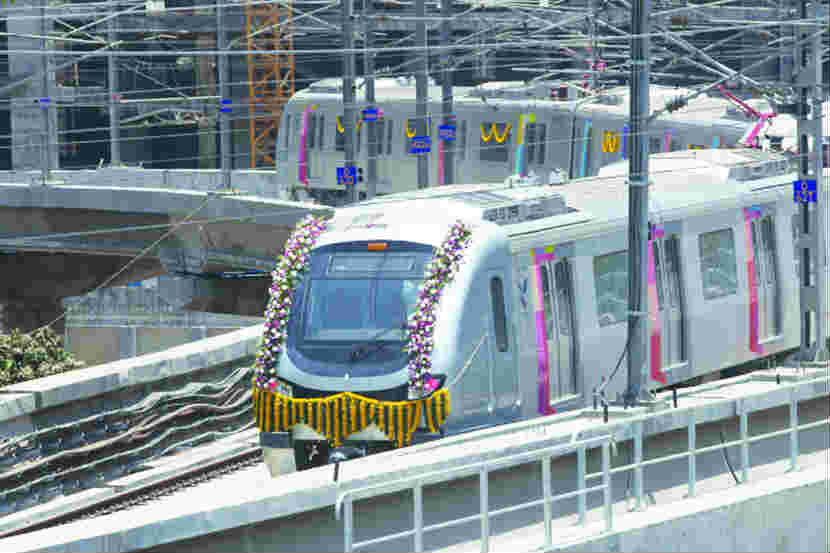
[286,241,434,378]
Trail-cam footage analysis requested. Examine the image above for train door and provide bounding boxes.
[750,214,780,340]
[652,233,686,371]
[478,119,513,182]
[540,258,577,401]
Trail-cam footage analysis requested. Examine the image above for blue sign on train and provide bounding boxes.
[793,179,817,203]
[220,99,232,113]
[362,108,379,121]
[409,136,431,154]
[438,125,456,141]
[39,98,51,108]
[337,166,357,186]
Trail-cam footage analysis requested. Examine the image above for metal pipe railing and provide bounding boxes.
[338,374,829,551]
[337,435,613,553]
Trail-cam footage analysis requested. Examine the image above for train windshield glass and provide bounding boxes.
[285,241,434,378]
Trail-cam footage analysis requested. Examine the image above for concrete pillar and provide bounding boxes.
[196,33,218,169]
[7,0,58,171]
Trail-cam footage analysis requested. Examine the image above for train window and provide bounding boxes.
[652,242,665,308]
[540,266,554,336]
[664,236,682,309]
[698,228,738,300]
[670,138,682,152]
[480,122,511,163]
[490,277,509,352]
[371,119,385,158]
[282,114,292,149]
[335,117,344,152]
[649,136,662,154]
[526,123,546,165]
[306,113,316,150]
[594,250,628,327]
[386,119,394,155]
[317,114,325,151]
[458,120,467,160]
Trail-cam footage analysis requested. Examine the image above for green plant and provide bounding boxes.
[0,327,85,387]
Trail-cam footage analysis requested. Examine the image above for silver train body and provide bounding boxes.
[273,78,823,203]
[274,149,829,456]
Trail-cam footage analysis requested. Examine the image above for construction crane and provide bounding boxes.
[246,0,295,168]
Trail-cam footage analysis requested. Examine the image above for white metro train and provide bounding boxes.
[273,77,822,204]
[263,148,829,469]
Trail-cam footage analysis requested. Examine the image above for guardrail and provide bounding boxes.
[336,373,830,552]
[336,435,613,553]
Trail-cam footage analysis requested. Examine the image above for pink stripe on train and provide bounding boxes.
[648,224,667,384]
[743,207,764,355]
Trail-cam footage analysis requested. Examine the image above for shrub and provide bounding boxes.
[0,328,85,387]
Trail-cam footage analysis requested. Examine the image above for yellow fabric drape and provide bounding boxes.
[253,379,450,448]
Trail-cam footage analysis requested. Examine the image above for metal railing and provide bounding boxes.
[336,373,830,552]
[336,435,613,553]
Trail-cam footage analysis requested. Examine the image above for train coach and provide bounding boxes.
[275,78,782,205]
[254,148,828,471]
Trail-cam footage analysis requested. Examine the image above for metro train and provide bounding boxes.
[255,148,829,470]
[273,77,821,205]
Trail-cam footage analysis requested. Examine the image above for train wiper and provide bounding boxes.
[348,320,407,363]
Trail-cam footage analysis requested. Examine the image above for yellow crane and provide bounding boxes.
[246,0,295,168]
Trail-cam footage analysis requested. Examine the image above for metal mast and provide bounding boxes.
[108,3,120,167]
[218,0,231,188]
[40,0,53,184]
[364,1,378,200]
[415,0,429,189]
[793,0,827,362]
[342,0,358,203]
[440,0,454,186]
[625,0,652,405]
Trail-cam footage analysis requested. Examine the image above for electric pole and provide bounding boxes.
[793,0,827,362]
[364,1,378,200]
[108,3,121,166]
[343,0,358,203]
[218,0,231,189]
[625,0,652,405]
[440,0,454,186]
[41,0,53,184]
[415,0,429,189]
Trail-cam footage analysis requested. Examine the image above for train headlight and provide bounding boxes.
[274,379,293,398]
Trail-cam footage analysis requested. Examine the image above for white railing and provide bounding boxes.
[336,373,829,552]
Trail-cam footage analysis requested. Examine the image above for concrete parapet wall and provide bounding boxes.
[551,462,829,553]
[0,169,290,199]
[0,324,262,440]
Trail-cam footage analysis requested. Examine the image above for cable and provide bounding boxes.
[719,424,741,484]
[24,193,214,337]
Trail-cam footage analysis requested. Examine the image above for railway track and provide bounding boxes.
[0,446,264,539]
[0,364,255,518]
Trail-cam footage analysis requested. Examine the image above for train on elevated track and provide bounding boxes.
[255,148,829,471]
[274,77,829,205]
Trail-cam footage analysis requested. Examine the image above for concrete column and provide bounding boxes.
[8,0,58,171]
[197,33,218,169]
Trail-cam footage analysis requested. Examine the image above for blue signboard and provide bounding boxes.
[362,108,379,121]
[127,281,141,287]
[337,166,357,187]
[39,98,51,109]
[793,179,817,203]
[409,136,431,154]
[438,125,456,141]
[220,99,232,113]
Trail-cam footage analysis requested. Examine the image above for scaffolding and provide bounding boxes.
[245,0,295,168]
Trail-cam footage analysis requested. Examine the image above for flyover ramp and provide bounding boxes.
[1,368,826,553]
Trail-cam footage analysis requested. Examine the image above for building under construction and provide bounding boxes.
[0,0,825,173]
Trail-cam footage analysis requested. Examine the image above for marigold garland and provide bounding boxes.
[336,115,363,134]
[254,214,330,390]
[406,220,473,398]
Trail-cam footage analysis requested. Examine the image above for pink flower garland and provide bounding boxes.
[406,220,473,398]
[254,215,330,390]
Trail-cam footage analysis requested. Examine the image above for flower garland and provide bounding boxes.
[406,220,473,398]
[254,214,330,390]
[480,122,512,144]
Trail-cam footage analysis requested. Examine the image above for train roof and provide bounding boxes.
[292,78,767,126]
[321,149,799,247]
